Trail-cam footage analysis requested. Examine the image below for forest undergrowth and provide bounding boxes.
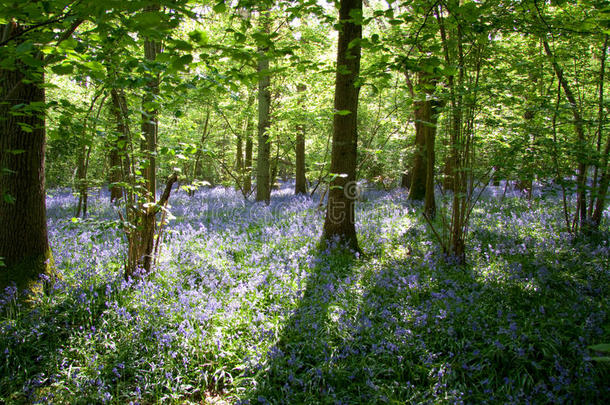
[1,183,609,404]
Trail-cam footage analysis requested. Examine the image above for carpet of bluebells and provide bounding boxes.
[1,182,609,404]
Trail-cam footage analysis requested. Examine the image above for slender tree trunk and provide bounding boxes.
[270,139,280,190]
[126,7,162,278]
[235,132,243,176]
[321,0,362,252]
[424,101,438,219]
[590,35,608,228]
[295,84,307,195]
[0,23,52,291]
[256,12,271,203]
[141,36,161,203]
[542,39,588,230]
[109,88,131,201]
[75,145,91,217]
[108,89,126,202]
[192,107,211,186]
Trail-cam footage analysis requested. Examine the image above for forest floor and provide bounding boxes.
[1,183,609,404]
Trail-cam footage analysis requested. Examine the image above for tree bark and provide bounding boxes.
[590,35,608,228]
[244,118,254,195]
[0,23,52,291]
[424,101,437,219]
[408,72,438,218]
[255,12,271,203]
[408,99,428,201]
[141,35,161,203]
[321,0,362,252]
[295,84,307,195]
[109,88,130,202]
[126,6,163,277]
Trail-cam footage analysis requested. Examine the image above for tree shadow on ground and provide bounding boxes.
[238,246,369,404]
[237,225,610,404]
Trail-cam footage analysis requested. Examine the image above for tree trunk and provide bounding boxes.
[244,121,253,195]
[295,84,307,195]
[126,8,162,278]
[592,103,610,227]
[0,23,52,291]
[542,39,588,230]
[408,72,438,218]
[235,132,243,178]
[590,35,608,229]
[321,0,362,252]
[256,12,271,203]
[401,171,411,188]
[109,88,131,201]
[408,99,428,201]
[109,89,129,201]
[141,36,161,203]
[75,145,91,217]
[270,139,280,190]
[424,102,438,219]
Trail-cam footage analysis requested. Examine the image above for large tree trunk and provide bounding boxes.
[295,84,307,195]
[0,23,52,291]
[255,12,271,203]
[321,0,362,252]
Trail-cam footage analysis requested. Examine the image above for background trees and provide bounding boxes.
[1,0,609,288]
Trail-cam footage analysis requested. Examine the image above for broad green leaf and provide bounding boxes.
[51,63,74,75]
[16,40,33,54]
[589,344,610,352]
[58,38,78,50]
[213,1,226,13]
[171,54,193,71]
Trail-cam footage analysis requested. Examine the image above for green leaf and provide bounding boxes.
[335,110,352,116]
[16,40,34,55]
[172,39,193,51]
[213,1,226,13]
[51,63,74,75]
[591,356,610,362]
[171,54,193,71]
[589,344,610,352]
[234,32,246,43]
[3,193,16,204]
[58,38,78,50]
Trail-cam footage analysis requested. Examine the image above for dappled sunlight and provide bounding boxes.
[1,187,608,403]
